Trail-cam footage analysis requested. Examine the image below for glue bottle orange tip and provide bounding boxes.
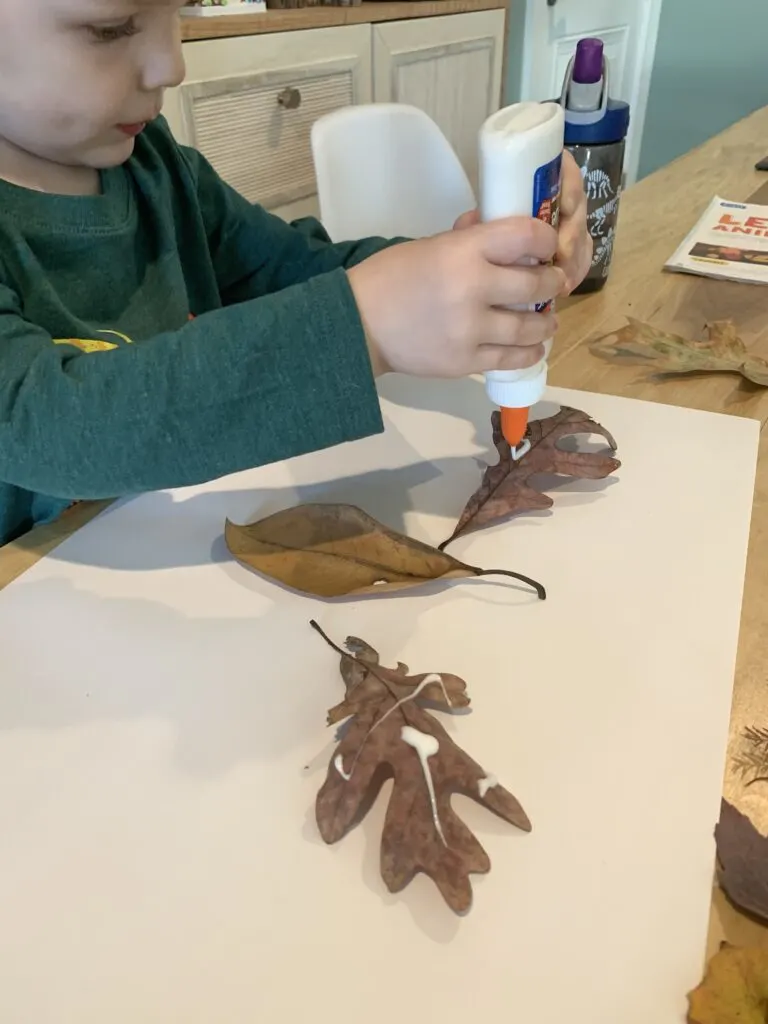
[500,405,529,448]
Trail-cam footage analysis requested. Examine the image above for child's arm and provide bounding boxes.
[170,126,408,306]
[0,121,568,505]
[174,121,590,309]
[0,221,560,504]
[0,268,382,500]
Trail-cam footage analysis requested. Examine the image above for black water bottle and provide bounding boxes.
[557,38,631,294]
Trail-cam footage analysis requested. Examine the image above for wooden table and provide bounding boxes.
[549,105,768,960]
[1,105,767,964]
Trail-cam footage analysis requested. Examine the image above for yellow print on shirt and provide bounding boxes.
[52,329,134,353]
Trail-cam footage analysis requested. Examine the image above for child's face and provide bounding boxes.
[0,0,187,179]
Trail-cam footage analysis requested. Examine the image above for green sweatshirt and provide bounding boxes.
[0,115,402,545]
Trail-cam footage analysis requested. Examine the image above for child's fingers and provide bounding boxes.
[482,263,566,307]
[453,209,480,230]
[479,308,557,351]
[478,216,558,266]
[476,341,547,373]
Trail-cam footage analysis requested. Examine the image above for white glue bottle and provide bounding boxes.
[478,101,565,458]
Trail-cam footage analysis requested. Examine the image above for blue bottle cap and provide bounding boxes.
[564,99,630,146]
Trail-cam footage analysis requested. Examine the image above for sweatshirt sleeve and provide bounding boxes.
[0,267,384,500]
[176,139,409,305]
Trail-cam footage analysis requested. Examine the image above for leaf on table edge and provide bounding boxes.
[589,316,768,387]
[714,797,768,924]
[686,940,768,1024]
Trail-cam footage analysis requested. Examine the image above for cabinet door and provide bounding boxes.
[163,25,371,221]
[373,10,505,190]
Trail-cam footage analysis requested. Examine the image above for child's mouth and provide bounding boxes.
[117,123,147,138]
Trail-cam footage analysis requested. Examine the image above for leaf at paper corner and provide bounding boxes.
[440,406,620,548]
[590,317,768,386]
[715,798,768,923]
[225,503,544,599]
[312,621,531,914]
[686,942,768,1024]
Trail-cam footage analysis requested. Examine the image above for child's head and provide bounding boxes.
[0,0,186,189]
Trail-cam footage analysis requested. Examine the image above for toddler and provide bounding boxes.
[0,0,591,545]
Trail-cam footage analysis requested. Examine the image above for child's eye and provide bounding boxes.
[87,18,139,43]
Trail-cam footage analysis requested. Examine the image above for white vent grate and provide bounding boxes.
[183,69,355,209]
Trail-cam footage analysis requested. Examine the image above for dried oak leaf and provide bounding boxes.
[715,798,768,923]
[225,503,544,599]
[687,942,768,1024]
[311,621,531,914]
[590,317,768,386]
[440,406,620,548]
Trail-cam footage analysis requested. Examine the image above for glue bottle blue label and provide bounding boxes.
[531,154,562,312]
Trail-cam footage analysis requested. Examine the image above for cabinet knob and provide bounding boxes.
[277,87,301,110]
[546,0,557,6]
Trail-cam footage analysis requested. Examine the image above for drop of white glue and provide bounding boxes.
[510,438,531,461]
[334,673,451,782]
[477,774,498,799]
[401,725,448,847]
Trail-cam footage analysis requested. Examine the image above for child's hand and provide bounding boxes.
[347,217,565,378]
[453,149,591,294]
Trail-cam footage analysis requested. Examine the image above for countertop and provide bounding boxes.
[180,0,507,40]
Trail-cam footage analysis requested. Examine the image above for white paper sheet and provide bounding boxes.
[0,379,758,1024]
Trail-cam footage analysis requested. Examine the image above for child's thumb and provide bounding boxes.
[453,209,481,231]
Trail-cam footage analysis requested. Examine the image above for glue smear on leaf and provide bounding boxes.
[311,620,531,914]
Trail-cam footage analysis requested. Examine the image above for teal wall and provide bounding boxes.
[638,0,768,178]
[504,1,768,178]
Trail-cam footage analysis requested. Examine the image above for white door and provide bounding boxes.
[519,0,663,184]
[373,10,505,192]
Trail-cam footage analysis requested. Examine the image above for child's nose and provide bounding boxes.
[142,38,186,93]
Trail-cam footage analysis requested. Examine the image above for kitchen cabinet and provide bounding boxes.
[373,11,504,189]
[163,8,505,222]
[162,25,372,222]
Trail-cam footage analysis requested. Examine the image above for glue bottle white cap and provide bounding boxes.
[478,101,565,413]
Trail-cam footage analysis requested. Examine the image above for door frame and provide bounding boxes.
[518,0,664,186]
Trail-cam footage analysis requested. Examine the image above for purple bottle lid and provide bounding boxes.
[572,38,603,85]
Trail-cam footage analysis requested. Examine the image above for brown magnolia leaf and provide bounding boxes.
[715,798,768,923]
[311,620,531,914]
[440,406,620,548]
[590,317,768,386]
[687,942,768,1023]
[225,503,544,599]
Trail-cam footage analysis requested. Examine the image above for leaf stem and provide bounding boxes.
[468,567,546,600]
[309,618,348,658]
[310,619,402,701]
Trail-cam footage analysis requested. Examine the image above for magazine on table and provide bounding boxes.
[665,196,768,285]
